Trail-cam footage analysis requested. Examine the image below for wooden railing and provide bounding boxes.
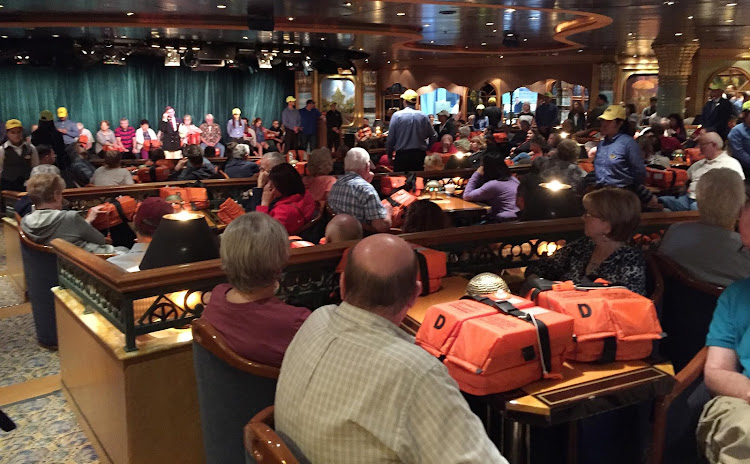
[51,211,699,351]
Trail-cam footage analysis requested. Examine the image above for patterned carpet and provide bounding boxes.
[0,225,100,463]
[0,391,99,464]
[0,313,60,388]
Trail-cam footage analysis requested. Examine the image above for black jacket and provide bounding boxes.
[326,110,343,130]
[701,98,733,139]
[31,121,67,170]
[158,119,182,151]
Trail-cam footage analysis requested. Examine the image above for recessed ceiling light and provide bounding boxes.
[481,42,487,46]
[396,12,406,16]
[243,36,248,39]
[506,8,515,13]
[217,4,226,9]
[493,29,497,33]
[628,32,634,36]
[430,40,434,43]
[344,2,352,5]
[387,60,391,63]
[359,47,364,51]
[530,16,539,20]
[486,22,494,26]
[578,49,583,52]
[633,54,638,58]
[423,24,430,27]
[0,5,4,8]
[523,38,528,41]
[663,1,675,5]
[151,44,160,48]
[692,38,699,41]
[688,15,694,19]
[465,45,469,48]
[507,33,514,37]
[192,46,201,50]
[364,58,368,62]
[726,19,734,22]
[287,17,294,21]
[52,34,59,38]
[727,2,737,6]
[121,35,127,38]
[321,37,326,40]
[675,32,683,36]
[1,36,7,39]
[126,12,134,16]
[499,55,504,58]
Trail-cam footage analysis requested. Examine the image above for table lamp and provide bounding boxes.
[139,211,220,270]
[466,272,510,296]
[425,180,441,199]
[539,179,572,192]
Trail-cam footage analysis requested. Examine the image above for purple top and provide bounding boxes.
[201,283,311,367]
[463,171,520,221]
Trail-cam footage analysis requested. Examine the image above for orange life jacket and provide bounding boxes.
[380,175,424,196]
[89,196,138,230]
[645,167,688,189]
[136,165,170,183]
[527,280,663,362]
[217,198,245,225]
[381,188,418,228]
[416,294,574,395]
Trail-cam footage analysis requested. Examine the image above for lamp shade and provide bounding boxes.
[139,212,220,270]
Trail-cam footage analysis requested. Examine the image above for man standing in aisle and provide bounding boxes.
[282,96,300,154]
[701,84,733,140]
[55,107,79,148]
[299,99,322,152]
[535,92,559,139]
[484,96,503,130]
[326,102,343,151]
[386,89,436,172]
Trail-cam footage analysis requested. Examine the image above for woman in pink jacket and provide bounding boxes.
[257,163,317,234]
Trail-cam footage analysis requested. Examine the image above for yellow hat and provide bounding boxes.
[232,107,241,115]
[742,101,750,112]
[57,107,68,117]
[488,96,497,104]
[401,89,419,102]
[598,105,627,121]
[5,119,22,130]
[708,83,723,91]
[476,104,485,110]
[286,96,297,103]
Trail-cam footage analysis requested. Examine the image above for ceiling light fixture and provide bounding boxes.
[726,19,734,22]
[397,12,405,16]
[217,4,226,9]
[530,16,539,20]
[523,38,528,41]
[486,22,494,26]
[578,49,583,52]
[688,15,694,19]
[663,1,675,5]
[126,12,134,16]
[675,32,683,36]
[424,24,430,27]
[1,35,7,39]
[243,36,249,39]
[481,42,487,46]
[499,55,504,58]
[287,17,294,21]
[321,37,326,40]
[506,8,515,12]
[52,34,59,38]
[430,40,434,43]
[633,54,637,58]
[727,2,737,5]
[692,38,699,41]
[493,29,497,33]
[151,44,160,48]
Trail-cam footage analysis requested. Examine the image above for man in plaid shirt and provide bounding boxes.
[328,147,392,233]
[276,234,507,463]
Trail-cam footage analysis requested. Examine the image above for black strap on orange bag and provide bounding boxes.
[461,295,553,376]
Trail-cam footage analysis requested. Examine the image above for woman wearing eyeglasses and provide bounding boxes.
[524,187,647,295]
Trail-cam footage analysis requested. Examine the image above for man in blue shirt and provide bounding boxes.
[387,89,437,172]
[281,96,301,153]
[298,99,322,152]
[697,206,750,462]
[535,92,558,138]
[55,107,79,147]
[594,105,645,189]
[728,101,750,179]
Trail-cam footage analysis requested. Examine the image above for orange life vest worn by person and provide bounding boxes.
[256,162,317,235]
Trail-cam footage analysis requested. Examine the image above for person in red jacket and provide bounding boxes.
[257,163,317,234]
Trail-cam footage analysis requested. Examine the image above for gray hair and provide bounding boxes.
[262,151,286,169]
[344,147,370,173]
[697,168,745,229]
[308,148,334,176]
[220,212,289,292]
[30,164,60,177]
[231,143,250,159]
[458,125,471,138]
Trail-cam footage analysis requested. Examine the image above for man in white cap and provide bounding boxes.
[473,104,489,131]
[386,89,436,172]
[282,96,301,153]
[594,105,645,189]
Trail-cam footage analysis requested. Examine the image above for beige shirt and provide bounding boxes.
[275,302,507,464]
[687,151,745,199]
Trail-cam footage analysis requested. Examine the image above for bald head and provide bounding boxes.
[325,214,363,244]
[342,234,420,321]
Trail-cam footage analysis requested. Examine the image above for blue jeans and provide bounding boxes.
[512,152,531,163]
[200,142,225,157]
[658,195,697,211]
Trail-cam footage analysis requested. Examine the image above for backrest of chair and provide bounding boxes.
[191,319,280,464]
[645,253,664,307]
[654,253,725,372]
[244,406,299,464]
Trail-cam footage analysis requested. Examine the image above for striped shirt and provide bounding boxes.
[276,302,507,464]
[115,126,136,151]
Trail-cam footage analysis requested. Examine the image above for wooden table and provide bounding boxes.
[402,277,675,463]
[419,193,490,226]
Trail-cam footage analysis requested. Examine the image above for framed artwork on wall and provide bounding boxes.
[320,76,356,127]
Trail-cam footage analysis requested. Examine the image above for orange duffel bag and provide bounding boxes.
[526,279,663,362]
[137,165,170,183]
[381,175,424,196]
[416,295,574,395]
[382,188,418,228]
[90,196,137,230]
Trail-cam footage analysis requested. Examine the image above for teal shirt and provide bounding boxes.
[706,278,750,377]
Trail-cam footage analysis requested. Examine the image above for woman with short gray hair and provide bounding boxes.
[200,212,310,366]
[659,168,750,286]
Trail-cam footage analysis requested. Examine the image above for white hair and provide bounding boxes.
[232,143,250,159]
[30,164,60,177]
[344,147,371,173]
[262,151,286,169]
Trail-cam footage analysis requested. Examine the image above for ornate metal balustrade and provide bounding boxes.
[51,211,698,351]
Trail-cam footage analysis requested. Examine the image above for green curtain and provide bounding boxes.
[0,58,294,133]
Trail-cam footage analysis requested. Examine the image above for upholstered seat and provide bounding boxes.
[18,225,59,347]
